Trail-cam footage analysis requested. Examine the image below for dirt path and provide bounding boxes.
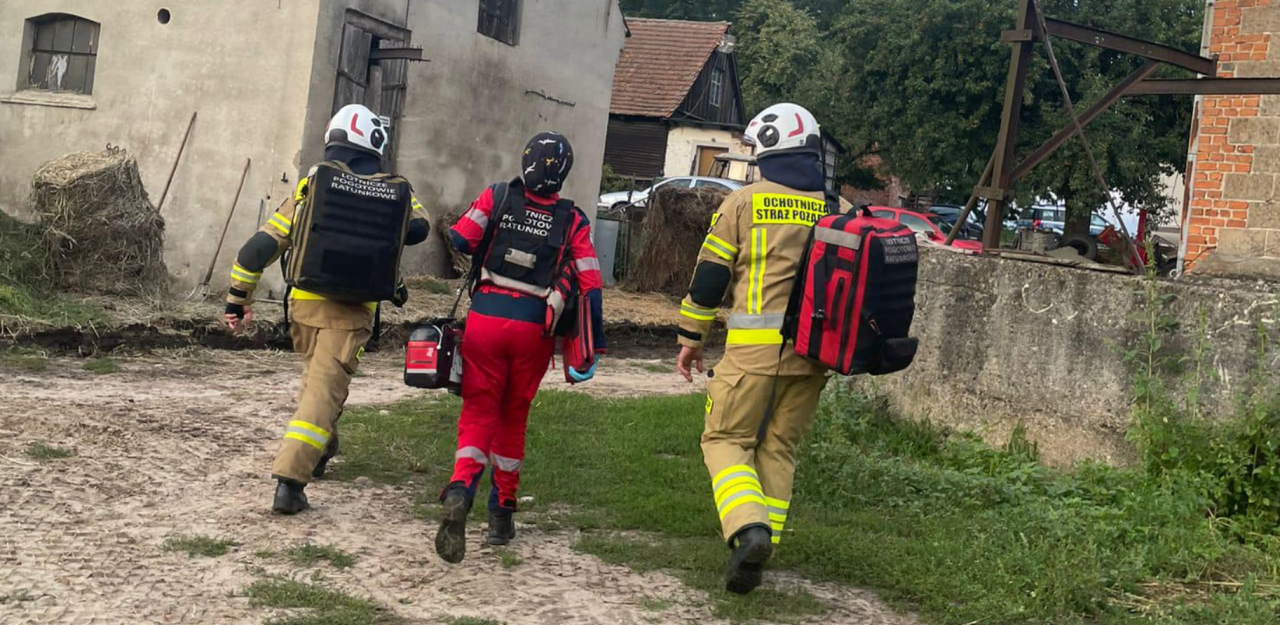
[0,350,916,625]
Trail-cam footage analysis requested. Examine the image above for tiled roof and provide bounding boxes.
[610,18,730,118]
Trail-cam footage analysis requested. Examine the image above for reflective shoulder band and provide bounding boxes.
[815,227,862,250]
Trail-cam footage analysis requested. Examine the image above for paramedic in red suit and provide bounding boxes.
[434,132,606,564]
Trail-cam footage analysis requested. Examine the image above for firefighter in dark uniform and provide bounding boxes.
[225,104,431,514]
[434,132,606,563]
[676,104,836,594]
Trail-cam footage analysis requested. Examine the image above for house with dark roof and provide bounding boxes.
[604,18,750,185]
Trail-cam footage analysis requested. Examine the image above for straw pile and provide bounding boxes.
[30,148,167,296]
[623,185,729,296]
[438,208,470,278]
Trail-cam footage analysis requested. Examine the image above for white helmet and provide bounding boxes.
[326,104,388,158]
[744,103,822,157]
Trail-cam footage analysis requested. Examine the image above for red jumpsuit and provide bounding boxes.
[447,186,605,511]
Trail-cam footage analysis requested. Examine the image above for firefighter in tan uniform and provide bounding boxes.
[676,104,835,594]
[225,104,431,514]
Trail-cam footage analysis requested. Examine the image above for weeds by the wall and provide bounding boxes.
[1124,265,1280,538]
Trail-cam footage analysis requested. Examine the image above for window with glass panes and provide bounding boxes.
[478,0,519,46]
[27,15,99,94]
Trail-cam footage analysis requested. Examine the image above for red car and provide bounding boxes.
[869,207,985,252]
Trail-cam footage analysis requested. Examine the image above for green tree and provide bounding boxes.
[829,0,1202,219]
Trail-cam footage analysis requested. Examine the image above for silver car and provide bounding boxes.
[598,176,742,213]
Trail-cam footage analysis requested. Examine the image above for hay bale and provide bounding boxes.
[437,209,469,278]
[30,148,167,296]
[623,185,729,296]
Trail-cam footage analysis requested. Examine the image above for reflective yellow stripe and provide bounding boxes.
[771,521,786,531]
[295,179,309,201]
[289,421,330,438]
[713,464,757,486]
[752,226,762,312]
[231,265,261,284]
[291,290,378,312]
[764,497,790,510]
[719,494,767,519]
[268,219,290,236]
[285,432,325,450]
[748,228,767,314]
[411,197,425,212]
[703,234,739,261]
[705,234,739,255]
[771,535,781,544]
[272,212,293,227]
[769,512,788,522]
[680,302,717,322]
[702,241,734,261]
[715,480,762,506]
[726,329,784,345]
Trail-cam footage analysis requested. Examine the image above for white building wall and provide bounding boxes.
[0,0,321,290]
[0,0,626,292]
[663,124,752,181]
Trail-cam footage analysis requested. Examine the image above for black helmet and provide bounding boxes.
[522,132,574,195]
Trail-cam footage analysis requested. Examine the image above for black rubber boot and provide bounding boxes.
[312,433,340,479]
[272,479,310,515]
[435,485,473,564]
[487,508,516,546]
[725,526,774,595]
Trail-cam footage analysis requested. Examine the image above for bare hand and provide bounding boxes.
[225,306,253,333]
[676,345,705,383]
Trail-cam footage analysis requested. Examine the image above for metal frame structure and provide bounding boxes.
[950,0,1280,251]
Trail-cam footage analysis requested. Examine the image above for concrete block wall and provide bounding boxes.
[1187,0,1280,278]
[863,247,1278,467]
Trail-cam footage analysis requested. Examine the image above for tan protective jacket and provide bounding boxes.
[678,180,832,376]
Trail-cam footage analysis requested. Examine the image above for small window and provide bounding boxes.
[709,68,725,109]
[478,0,520,46]
[872,210,896,220]
[26,14,99,94]
[695,180,730,191]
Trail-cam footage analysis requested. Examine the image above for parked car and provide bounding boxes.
[927,204,985,241]
[1014,206,1112,259]
[1016,207,1109,237]
[598,176,742,213]
[870,207,985,251]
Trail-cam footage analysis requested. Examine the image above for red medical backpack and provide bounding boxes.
[782,207,920,376]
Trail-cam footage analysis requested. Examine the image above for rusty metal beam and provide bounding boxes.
[1128,78,1280,95]
[1011,59,1160,182]
[983,0,1037,250]
[1043,18,1217,76]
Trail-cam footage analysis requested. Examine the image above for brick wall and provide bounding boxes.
[1187,0,1280,277]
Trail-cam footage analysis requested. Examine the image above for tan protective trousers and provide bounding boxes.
[270,321,371,484]
[702,356,828,545]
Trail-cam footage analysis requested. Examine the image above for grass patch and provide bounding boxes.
[493,548,522,569]
[0,212,104,331]
[24,442,74,461]
[83,357,120,375]
[440,618,505,625]
[1,346,49,372]
[246,578,393,625]
[639,596,674,612]
[340,383,1280,625]
[256,548,278,559]
[0,592,34,604]
[163,535,238,558]
[638,362,672,374]
[284,544,357,570]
